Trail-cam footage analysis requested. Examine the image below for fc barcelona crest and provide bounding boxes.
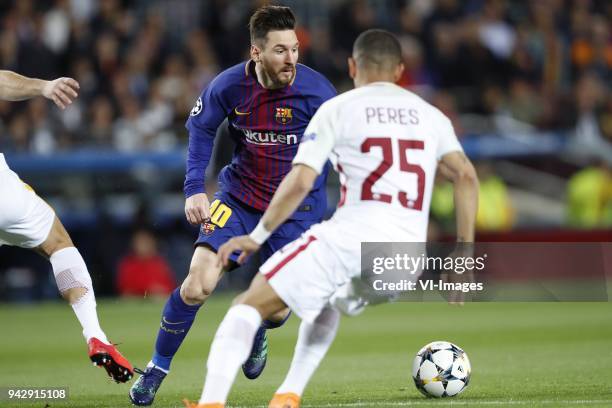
[275,107,293,124]
[201,222,216,235]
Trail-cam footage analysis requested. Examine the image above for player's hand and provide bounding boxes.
[185,193,211,225]
[42,77,79,109]
[217,235,260,267]
[440,269,475,306]
[441,245,475,306]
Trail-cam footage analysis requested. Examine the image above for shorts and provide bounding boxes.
[195,190,316,264]
[259,220,362,323]
[260,219,421,323]
[0,168,55,248]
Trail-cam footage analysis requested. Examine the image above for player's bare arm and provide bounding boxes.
[0,70,79,109]
[185,192,211,225]
[437,151,479,304]
[217,164,318,266]
[437,151,479,243]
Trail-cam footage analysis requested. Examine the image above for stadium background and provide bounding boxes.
[0,0,610,300]
[0,1,611,407]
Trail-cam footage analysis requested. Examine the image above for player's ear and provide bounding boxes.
[348,57,357,79]
[394,62,405,83]
[251,44,261,63]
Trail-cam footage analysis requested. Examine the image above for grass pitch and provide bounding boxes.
[0,297,611,407]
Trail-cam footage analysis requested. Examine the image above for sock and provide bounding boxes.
[262,310,291,329]
[146,361,169,375]
[276,307,340,396]
[200,304,262,404]
[50,247,109,344]
[152,287,201,371]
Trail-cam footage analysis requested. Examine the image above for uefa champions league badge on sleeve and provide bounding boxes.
[190,97,203,116]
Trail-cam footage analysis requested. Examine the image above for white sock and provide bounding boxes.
[50,247,109,344]
[200,304,262,404]
[276,307,340,396]
[146,361,169,374]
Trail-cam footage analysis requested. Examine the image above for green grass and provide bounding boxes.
[1,298,611,407]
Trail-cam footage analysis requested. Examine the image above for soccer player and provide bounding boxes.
[186,29,479,408]
[129,5,336,406]
[0,70,134,383]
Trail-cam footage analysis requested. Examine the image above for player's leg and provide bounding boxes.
[0,168,133,382]
[37,215,134,382]
[232,290,291,379]
[154,246,225,369]
[262,231,344,408]
[130,245,225,406]
[270,307,340,408]
[131,193,244,406]
[194,231,338,407]
[198,273,287,406]
[240,218,312,379]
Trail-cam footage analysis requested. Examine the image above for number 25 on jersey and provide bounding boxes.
[361,137,425,211]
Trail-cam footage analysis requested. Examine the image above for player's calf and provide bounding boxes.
[130,247,224,405]
[263,308,291,329]
[60,286,87,304]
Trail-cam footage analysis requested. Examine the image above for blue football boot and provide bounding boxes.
[129,366,167,406]
[242,326,268,379]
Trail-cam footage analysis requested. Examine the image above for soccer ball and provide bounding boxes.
[412,341,471,397]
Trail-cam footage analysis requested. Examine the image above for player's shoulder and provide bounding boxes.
[294,64,336,96]
[315,83,388,114]
[363,83,451,123]
[315,83,451,123]
[206,61,249,94]
[295,63,330,82]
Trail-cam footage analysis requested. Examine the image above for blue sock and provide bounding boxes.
[261,311,291,329]
[151,288,201,371]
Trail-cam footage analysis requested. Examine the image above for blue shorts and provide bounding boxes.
[195,190,317,264]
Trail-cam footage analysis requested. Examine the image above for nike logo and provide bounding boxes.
[234,107,251,116]
[162,316,186,325]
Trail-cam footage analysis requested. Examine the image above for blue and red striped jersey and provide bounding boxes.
[185,60,336,221]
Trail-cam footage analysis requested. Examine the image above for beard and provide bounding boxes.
[262,62,295,86]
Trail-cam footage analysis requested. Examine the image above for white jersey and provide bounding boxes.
[293,82,462,242]
[262,82,463,322]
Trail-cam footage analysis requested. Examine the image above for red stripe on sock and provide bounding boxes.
[264,236,317,280]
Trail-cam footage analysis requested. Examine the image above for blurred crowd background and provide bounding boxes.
[0,0,610,152]
[0,0,610,301]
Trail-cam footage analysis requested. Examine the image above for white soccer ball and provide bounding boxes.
[412,341,471,398]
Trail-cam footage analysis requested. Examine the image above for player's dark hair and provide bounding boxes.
[249,5,296,45]
[353,29,402,71]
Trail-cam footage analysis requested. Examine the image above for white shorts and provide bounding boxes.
[260,220,365,324]
[0,167,55,248]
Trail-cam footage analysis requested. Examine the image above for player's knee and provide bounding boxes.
[180,274,216,304]
[39,217,73,258]
[181,247,222,304]
[181,284,212,304]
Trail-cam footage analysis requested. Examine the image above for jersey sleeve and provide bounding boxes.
[292,101,336,174]
[435,115,463,160]
[184,81,228,198]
